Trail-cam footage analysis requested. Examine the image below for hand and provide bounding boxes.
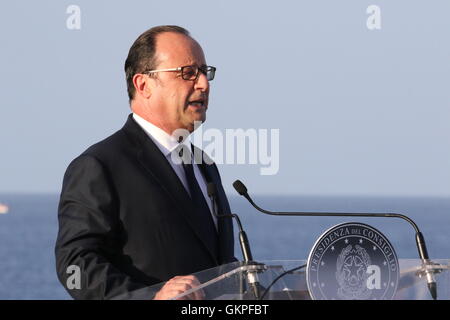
[153,275,205,300]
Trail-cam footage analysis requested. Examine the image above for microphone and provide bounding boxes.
[206,182,262,300]
[233,179,438,300]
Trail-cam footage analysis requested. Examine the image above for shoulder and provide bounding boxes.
[78,114,143,162]
[64,126,133,180]
[81,129,130,160]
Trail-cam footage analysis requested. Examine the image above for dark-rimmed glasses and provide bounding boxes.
[145,65,216,81]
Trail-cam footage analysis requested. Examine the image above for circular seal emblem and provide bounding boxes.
[306,222,399,300]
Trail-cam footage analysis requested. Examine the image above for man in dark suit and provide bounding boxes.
[55,25,235,300]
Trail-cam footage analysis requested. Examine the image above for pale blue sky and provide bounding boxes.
[0,0,449,196]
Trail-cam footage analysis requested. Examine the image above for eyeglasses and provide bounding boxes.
[145,65,216,81]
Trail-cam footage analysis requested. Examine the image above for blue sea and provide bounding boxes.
[0,193,449,300]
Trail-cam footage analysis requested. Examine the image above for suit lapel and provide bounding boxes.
[121,115,219,264]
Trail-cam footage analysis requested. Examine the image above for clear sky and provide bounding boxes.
[0,0,449,197]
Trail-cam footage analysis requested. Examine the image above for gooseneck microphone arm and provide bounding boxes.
[207,183,262,300]
[232,179,437,300]
[206,183,254,263]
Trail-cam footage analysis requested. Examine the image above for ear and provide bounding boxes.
[132,73,152,99]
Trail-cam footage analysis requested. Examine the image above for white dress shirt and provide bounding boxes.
[132,113,218,229]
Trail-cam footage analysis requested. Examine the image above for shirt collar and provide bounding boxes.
[132,113,191,156]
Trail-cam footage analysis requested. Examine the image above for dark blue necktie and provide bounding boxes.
[179,147,219,260]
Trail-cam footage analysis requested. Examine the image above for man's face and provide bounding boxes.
[149,32,210,133]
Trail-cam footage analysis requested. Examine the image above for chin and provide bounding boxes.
[187,117,205,132]
[192,111,206,123]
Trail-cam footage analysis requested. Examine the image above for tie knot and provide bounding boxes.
[173,144,192,166]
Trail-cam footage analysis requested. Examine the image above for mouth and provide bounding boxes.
[187,99,207,109]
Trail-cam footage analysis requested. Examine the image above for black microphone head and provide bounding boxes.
[233,180,248,196]
[207,182,217,198]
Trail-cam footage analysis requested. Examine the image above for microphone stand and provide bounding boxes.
[207,183,264,300]
[233,180,438,300]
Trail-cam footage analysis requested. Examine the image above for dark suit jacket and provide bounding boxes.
[55,114,235,300]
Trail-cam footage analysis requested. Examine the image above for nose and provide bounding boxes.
[194,71,210,92]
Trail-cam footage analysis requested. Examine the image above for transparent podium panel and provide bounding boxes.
[112,259,450,300]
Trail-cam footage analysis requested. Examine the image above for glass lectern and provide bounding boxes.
[112,259,450,300]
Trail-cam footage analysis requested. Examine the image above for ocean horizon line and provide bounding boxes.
[1,192,450,201]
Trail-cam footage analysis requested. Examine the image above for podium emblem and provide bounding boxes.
[306,222,399,300]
